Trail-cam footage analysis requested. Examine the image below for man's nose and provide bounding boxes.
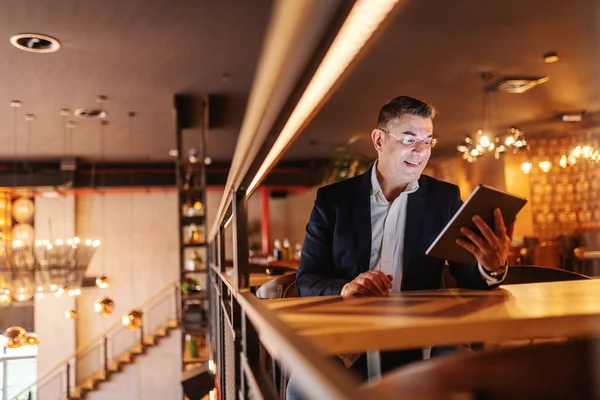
[412,142,427,153]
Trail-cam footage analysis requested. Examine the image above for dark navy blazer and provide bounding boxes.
[296,167,498,297]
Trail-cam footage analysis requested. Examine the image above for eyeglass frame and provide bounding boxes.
[378,128,438,149]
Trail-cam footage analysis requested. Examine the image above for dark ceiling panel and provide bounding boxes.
[0,0,273,161]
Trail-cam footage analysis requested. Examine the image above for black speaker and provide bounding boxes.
[174,94,197,129]
[180,365,215,400]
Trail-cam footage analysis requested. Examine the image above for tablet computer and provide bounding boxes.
[425,184,527,264]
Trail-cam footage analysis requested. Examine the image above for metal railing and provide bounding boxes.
[11,281,179,400]
[204,0,407,398]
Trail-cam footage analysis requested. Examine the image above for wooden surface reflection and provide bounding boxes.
[266,280,600,354]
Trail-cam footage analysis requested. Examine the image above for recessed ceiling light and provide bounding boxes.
[168,150,178,157]
[10,33,61,53]
[543,51,559,64]
[560,111,585,122]
[74,108,108,119]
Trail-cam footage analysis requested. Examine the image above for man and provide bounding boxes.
[294,96,512,381]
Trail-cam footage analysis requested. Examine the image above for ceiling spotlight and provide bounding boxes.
[168,149,178,157]
[10,33,61,53]
[543,51,559,63]
[560,111,584,122]
[204,157,212,165]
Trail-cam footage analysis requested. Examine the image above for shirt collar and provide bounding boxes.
[370,160,419,198]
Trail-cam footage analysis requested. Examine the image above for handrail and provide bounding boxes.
[11,280,178,399]
[238,290,362,400]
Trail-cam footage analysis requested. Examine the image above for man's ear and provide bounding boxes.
[371,128,384,152]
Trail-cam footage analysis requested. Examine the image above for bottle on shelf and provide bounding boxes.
[273,239,283,261]
[182,199,204,217]
[185,250,204,271]
[186,224,204,243]
[282,239,291,261]
[192,200,204,217]
[294,243,302,261]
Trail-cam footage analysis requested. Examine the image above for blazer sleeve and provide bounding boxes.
[447,185,502,290]
[296,188,350,297]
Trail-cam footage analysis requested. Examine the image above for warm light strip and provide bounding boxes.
[247,0,400,196]
[208,0,321,241]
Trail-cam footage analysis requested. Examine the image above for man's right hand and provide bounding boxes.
[341,271,393,297]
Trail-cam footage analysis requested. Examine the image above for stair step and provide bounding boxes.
[166,318,178,329]
[144,334,157,346]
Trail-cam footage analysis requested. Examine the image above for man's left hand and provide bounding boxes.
[456,208,514,272]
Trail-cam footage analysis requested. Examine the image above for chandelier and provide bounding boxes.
[0,238,100,303]
[457,127,528,162]
[456,74,528,162]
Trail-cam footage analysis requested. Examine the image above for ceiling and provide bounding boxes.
[1,0,598,165]
[0,0,273,161]
[287,0,600,160]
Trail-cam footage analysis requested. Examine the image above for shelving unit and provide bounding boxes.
[174,94,210,376]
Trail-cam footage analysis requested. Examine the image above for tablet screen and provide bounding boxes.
[425,185,528,264]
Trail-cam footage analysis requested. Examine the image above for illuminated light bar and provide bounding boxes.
[247,0,401,196]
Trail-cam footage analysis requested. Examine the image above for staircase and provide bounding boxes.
[67,319,179,399]
[12,282,184,400]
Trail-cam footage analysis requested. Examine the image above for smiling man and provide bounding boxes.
[293,96,513,382]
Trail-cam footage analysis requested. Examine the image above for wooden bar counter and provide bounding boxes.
[265,280,600,354]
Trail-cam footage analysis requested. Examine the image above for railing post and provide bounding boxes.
[103,336,109,376]
[140,324,145,349]
[174,284,180,326]
[65,362,71,400]
[232,188,249,292]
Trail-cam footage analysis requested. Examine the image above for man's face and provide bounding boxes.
[372,114,433,182]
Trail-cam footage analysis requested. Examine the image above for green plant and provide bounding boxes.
[181,277,200,295]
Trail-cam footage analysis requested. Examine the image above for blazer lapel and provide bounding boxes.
[353,167,372,273]
[403,177,427,280]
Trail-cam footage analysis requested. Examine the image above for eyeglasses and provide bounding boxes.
[379,128,437,149]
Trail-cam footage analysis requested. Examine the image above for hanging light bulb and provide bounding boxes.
[559,155,568,168]
[479,135,490,147]
[65,309,77,319]
[55,285,68,297]
[1,292,12,304]
[3,326,27,348]
[521,162,533,174]
[121,309,143,330]
[94,297,115,316]
[538,160,552,173]
[23,333,39,346]
[95,276,110,289]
